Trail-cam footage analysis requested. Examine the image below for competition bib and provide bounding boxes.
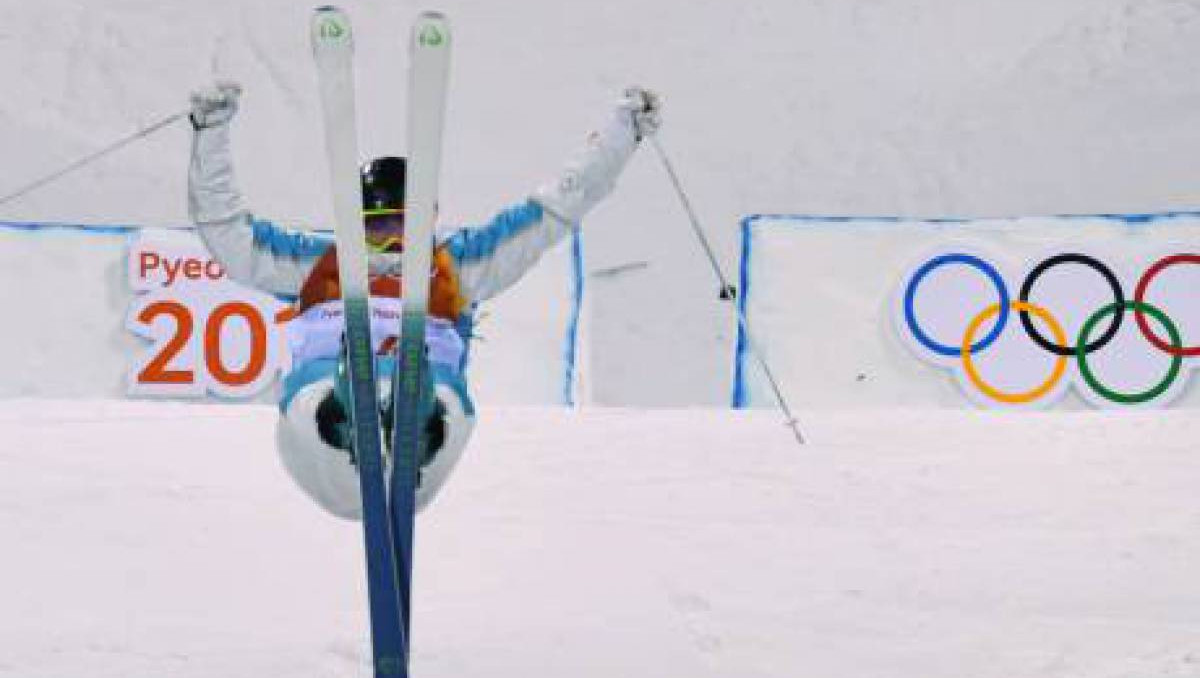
[286,298,465,370]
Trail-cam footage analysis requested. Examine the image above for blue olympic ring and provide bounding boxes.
[903,253,1010,357]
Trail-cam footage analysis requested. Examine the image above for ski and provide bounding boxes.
[310,6,407,677]
[390,10,452,640]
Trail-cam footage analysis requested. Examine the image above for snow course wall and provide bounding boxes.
[735,213,1200,410]
[0,222,582,405]
[3,0,1200,406]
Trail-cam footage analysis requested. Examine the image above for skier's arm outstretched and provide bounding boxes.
[446,88,661,303]
[188,81,660,301]
[188,82,330,297]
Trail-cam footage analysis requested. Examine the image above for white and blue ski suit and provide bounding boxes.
[189,99,643,519]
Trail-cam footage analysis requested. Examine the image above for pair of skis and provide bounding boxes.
[311,7,451,677]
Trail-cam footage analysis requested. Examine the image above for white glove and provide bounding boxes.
[189,80,243,130]
[619,86,661,141]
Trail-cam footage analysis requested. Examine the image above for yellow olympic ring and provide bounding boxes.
[961,301,1070,405]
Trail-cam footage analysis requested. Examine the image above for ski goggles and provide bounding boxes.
[364,210,404,253]
[366,236,402,254]
[364,209,404,231]
[363,207,404,218]
[364,202,437,218]
[364,208,404,227]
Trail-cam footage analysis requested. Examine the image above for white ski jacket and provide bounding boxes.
[188,97,643,517]
[188,103,641,308]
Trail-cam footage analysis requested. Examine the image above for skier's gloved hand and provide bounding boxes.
[189,80,243,130]
[619,86,661,141]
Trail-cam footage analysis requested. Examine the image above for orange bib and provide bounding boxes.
[295,243,466,321]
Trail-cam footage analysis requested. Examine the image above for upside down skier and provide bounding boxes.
[188,80,661,518]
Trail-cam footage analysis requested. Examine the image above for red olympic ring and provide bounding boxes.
[1133,254,1200,357]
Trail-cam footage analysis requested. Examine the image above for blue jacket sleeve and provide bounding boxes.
[442,200,574,303]
[445,94,643,303]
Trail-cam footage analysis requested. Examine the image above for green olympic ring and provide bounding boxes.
[1076,300,1184,405]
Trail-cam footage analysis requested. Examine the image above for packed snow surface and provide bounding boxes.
[2,399,1198,677]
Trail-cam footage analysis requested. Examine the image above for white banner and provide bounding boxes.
[125,230,291,399]
[0,221,581,403]
[736,213,1200,410]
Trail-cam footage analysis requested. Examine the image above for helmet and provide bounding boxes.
[360,156,406,215]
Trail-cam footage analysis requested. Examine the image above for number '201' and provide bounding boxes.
[128,294,288,398]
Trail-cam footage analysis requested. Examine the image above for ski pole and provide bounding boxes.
[648,135,807,446]
[0,110,188,209]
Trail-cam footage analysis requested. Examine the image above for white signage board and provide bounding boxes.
[736,213,1200,410]
[125,230,291,399]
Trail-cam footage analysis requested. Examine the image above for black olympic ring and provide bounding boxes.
[1017,253,1125,357]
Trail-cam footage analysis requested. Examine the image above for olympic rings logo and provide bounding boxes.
[897,250,1200,408]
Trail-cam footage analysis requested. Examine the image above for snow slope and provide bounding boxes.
[3,399,1199,677]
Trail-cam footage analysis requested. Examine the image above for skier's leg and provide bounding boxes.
[379,354,444,465]
[315,357,353,452]
[275,357,364,520]
[315,348,377,460]
[413,369,476,511]
[276,357,474,516]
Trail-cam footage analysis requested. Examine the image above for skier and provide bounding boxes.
[188,80,660,519]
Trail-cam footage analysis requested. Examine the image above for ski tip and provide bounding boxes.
[311,5,353,48]
[414,10,450,31]
[412,11,450,49]
[313,4,345,18]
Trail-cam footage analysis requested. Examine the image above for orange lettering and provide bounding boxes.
[206,260,225,279]
[136,301,194,384]
[183,259,202,279]
[205,302,267,387]
[139,252,160,280]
